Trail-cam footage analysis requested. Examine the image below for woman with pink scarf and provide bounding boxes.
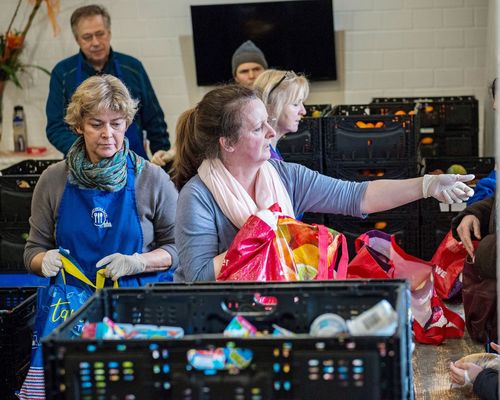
[172,84,474,283]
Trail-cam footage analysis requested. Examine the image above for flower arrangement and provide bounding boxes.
[1,0,60,88]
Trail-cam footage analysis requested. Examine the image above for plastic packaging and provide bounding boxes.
[309,313,347,337]
[13,105,27,152]
[346,299,398,336]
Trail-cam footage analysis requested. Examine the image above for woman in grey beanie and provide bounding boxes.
[231,40,268,88]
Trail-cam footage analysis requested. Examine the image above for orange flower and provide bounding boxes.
[0,0,59,87]
[6,32,24,50]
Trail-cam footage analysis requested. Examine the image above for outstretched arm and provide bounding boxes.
[361,174,474,214]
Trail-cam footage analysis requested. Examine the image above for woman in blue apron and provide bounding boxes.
[24,74,178,286]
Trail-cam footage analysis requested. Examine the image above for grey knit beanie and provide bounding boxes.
[231,40,268,76]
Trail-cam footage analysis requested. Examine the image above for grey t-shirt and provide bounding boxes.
[174,160,368,282]
[24,160,179,272]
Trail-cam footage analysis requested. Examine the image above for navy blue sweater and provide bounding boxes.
[46,49,170,156]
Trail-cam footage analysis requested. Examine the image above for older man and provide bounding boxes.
[46,4,171,164]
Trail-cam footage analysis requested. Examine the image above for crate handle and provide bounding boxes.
[220,294,278,316]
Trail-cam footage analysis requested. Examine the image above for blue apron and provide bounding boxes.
[76,54,148,159]
[56,156,163,286]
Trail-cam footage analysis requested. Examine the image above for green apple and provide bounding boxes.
[446,164,467,175]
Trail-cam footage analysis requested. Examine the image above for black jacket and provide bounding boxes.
[474,368,498,400]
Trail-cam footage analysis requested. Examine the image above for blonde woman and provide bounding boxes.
[253,69,309,160]
[25,75,178,286]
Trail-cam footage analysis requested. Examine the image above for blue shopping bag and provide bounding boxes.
[17,250,117,399]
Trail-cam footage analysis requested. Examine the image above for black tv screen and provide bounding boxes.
[190,0,336,86]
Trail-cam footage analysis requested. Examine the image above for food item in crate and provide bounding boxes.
[446,164,468,175]
[188,345,253,371]
[309,313,347,337]
[346,299,398,336]
[80,318,184,339]
[223,315,257,337]
[272,324,296,337]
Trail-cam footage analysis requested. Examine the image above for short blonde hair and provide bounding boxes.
[65,75,138,132]
[253,69,309,129]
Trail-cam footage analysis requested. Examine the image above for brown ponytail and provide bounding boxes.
[172,84,257,190]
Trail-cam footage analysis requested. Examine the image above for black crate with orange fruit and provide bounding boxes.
[371,96,478,158]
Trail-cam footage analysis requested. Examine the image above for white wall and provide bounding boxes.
[0,0,493,155]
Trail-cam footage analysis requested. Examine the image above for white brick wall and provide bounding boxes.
[0,0,492,154]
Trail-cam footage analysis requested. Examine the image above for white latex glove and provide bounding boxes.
[150,149,176,167]
[41,249,63,277]
[422,174,475,204]
[96,253,147,281]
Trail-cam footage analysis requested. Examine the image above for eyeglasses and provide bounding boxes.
[268,71,294,96]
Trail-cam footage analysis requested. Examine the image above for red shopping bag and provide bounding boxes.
[218,205,348,282]
[429,230,467,300]
[347,230,464,345]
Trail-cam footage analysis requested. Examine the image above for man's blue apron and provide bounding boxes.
[56,156,165,286]
[76,54,148,159]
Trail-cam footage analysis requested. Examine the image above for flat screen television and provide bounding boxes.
[190,0,336,86]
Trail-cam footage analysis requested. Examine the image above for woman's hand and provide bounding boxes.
[41,249,64,277]
[456,215,481,259]
[96,253,147,281]
[423,174,475,204]
[151,149,175,166]
[449,360,484,385]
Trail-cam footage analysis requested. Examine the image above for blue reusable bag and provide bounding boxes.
[17,250,116,399]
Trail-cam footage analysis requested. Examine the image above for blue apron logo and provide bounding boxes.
[91,207,112,228]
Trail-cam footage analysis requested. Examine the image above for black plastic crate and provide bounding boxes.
[423,156,494,177]
[300,212,325,226]
[332,103,419,118]
[327,215,420,259]
[323,115,416,163]
[278,117,322,156]
[420,214,456,261]
[304,103,332,118]
[0,159,60,176]
[372,96,478,133]
[325,160,419,182]
[332,104,373,116]
[0,175,40,222]
[0,287,38,399]
[44,281,413,400]
[435,134,479,157]
[0,223,30,273]
[0,159,60,223]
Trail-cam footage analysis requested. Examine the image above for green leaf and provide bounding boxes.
[25,64,51,76]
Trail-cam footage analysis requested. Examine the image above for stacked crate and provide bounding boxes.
[0,287,37,399]
[278,104,332,225]
[324,109,420,258]
[0,160,59,275]
[371,96,479,158]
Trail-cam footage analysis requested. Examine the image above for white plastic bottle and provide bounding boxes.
[13,105,27,152]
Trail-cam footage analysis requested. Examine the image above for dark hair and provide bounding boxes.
[172,84,257,190]
[70,4,111,37]
[490,78,497,99]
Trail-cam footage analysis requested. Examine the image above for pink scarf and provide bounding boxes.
[198,158,295,228]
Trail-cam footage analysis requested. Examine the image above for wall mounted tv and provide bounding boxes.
[190,0,337,86]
